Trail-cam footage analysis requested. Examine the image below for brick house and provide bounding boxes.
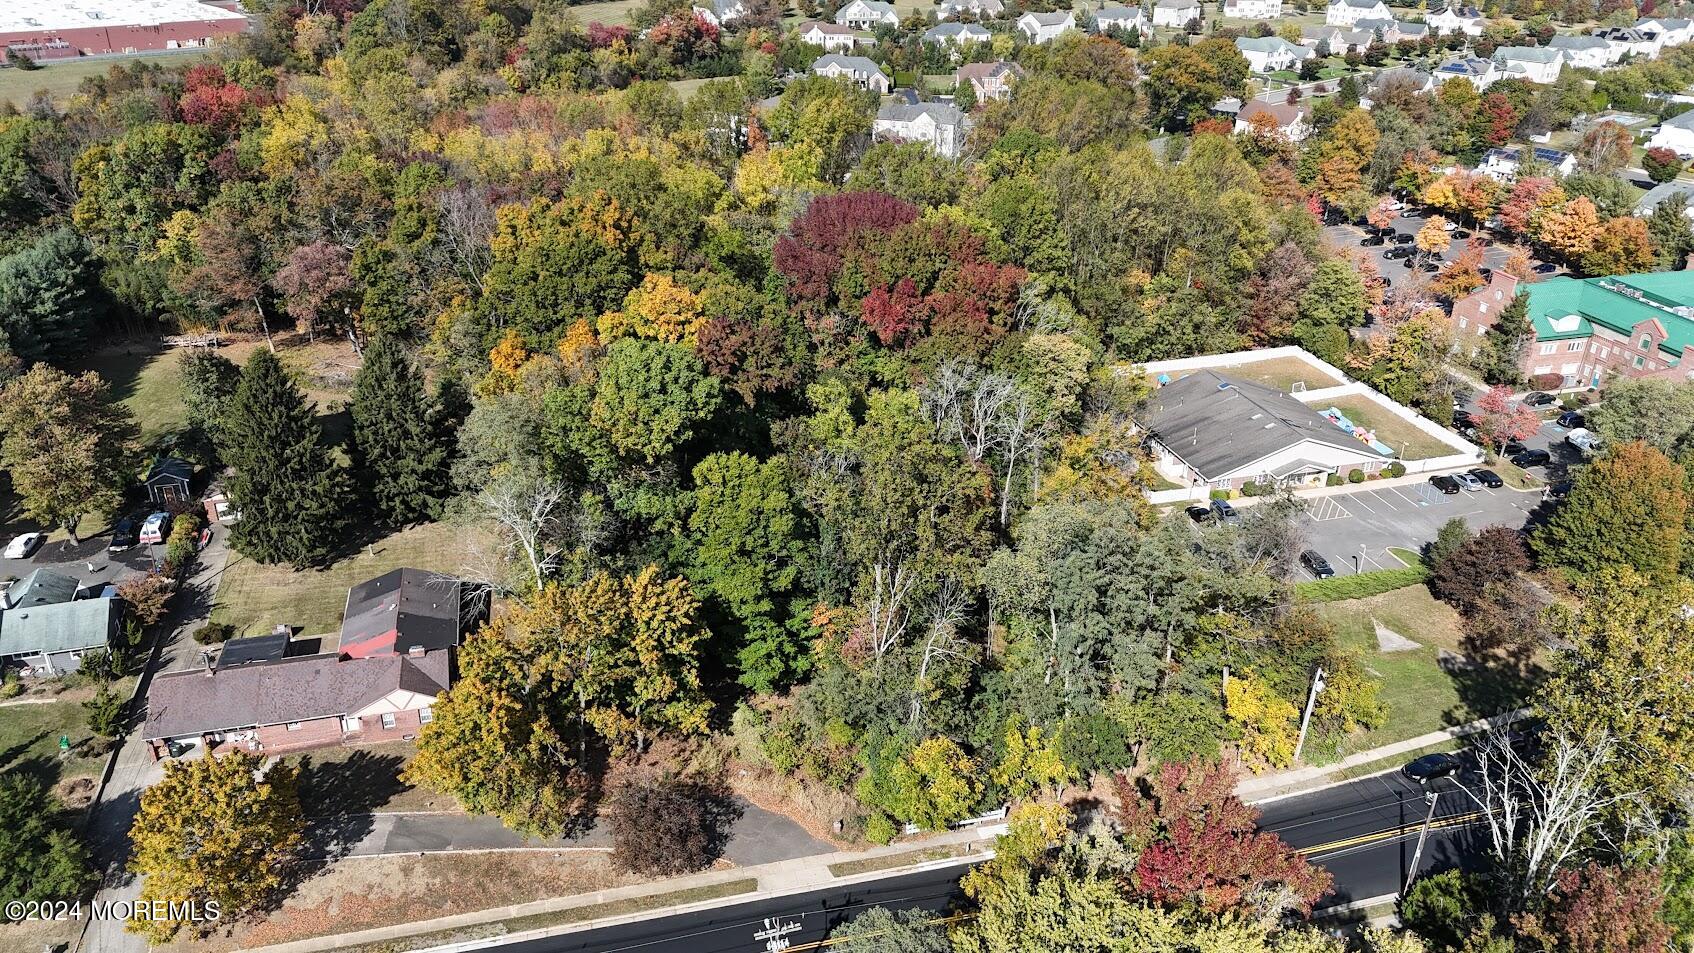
[339,568,480,660]
[142,649,449,760]
[1452,270,1694,390]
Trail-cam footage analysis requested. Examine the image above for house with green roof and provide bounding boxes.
[1452,269,1694,390]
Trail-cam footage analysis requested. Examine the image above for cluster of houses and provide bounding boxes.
[141,568,485,761]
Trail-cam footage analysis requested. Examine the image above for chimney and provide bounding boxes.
[407,645,425,657]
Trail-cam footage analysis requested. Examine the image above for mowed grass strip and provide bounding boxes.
[1318,395,1457,461]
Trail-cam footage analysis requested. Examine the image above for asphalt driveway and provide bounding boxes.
[1298,481,1543,576]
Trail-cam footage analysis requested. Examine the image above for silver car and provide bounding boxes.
[1452,472,1483,492]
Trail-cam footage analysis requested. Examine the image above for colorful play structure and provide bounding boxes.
[1322,407,1397,457]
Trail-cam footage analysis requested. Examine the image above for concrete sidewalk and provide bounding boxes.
[1235,707,1532,804]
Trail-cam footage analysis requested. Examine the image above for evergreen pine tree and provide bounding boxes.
[350,335,448,525]
[1482,290,1532,386]
[222,349,349,569]
[179,349,240,462]
[1649,193,1694,271]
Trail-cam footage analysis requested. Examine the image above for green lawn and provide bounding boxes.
[1316,585,1541,758]
[72,345,192,451]
[1320,396,1456,461]
[210,520,491,642]
[0,677,136,799]
[0,52,208,107]
[1145,356,1344,395]
[564,0,650,25]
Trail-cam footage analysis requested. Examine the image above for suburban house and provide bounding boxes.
[1647,110,1694,157]
[1392,20,1429,40]
[1326,0,1390,27]
[1223,0,1282,19]
[799,20,874,51]
[835,0,900,29]
[874,102,970,158]
[1093,5,1149,32]
[339,568,479,660]
[937,0,1005,18]
[1234,98,1313,140]
[0,570,120,677]
[1638,15,1694,50]
[1016,10,1077,43]
[1492,45,1565,84]
[956,60,1025,100]
[1153,0,1201,27]
[1476,145,1576,180]
[1453,271,1694,389]
[1139,370,1393,491]
[1303,24,1372,54]
[1433,55,1501,88]
[812,53,892,92]
[1425,3,1484,35]
[1235,35,1314,73]
[924,21,990,45]
[1635,180,1694,222]
[1547,34,1619,69]
[691,0,746,27]
[1598,25,1662,58]
[144,457,193,506]
[141,649,450,760]
[1353,17,1404,42]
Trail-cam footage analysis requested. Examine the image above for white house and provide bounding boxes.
[936,0,1005,18]
[691,0,747,27]
[1234,99,1313,141]
[956,60,1025,100]
[1634,180,1694,221]
[1303,24,1370,53]
[1352,17,1403,42]
[1224,0,1282,18]
[924,21,990,44]
[1648,110,1694,158]
[1433,55,1501,88]
[1235,35,1314,73]
[1547,34,1617,69]
[874,102,970,158]
[1326,0,1390,27]
[1599,25,1662,59]
[1153,0,1201,27]
[1094,5,1149,32]
[1493,45,1564,83]
[812,53,892,92]
[1425,4,1484,35]
[1639,16,1694,50]
[1016,10,1077,43]
[1477,145,1577,181]
[835,0,900,29]
[798,20,875,50]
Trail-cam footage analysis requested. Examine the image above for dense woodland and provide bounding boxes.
[2,0,1694,948]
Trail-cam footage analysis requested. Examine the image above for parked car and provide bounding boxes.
[2,532,43,560]
[108,517,138,552]
[1522,391,1558,408]
[1210,499,1241,525]
[1556,411,1585,429]
[1549,479,1574,499]
[1511,448,1552,468]
[1453,471,1483,492]
[1469,468,1504,488]
[1534,262,1558,275]
[1300,550,1335,579]
[139,511,173,546]
[1404,258,1439,272]
[1452,408,1473,427]
[1502,439,1527,456]
[1402,752,1463,783]
[1391,232,1416,244]
[1566,428,1601,454]
[1385,245,1416,260]
[1362,233,1386,246]
[1185,505,1213,524]
[1441,219,1458,232]
[1429,474,1462,494]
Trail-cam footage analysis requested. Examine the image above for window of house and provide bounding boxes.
[1641,335,1653,349]
[1540,342,1557,355]
[285,722,301,732]
[1534,364,1553,375]
[419,708,434,725]
[342,716,361,732]
[1634,355,1646,368]
[1566,340,1583,352]
[1458,317,1468,329]
[381,713,397,730]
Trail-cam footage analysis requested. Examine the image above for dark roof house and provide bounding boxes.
[144,457,194,505]
[6,569,82,609]
[339,569,471,659]
[218,631,291,667]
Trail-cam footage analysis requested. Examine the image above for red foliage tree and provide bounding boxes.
[1498,177,1559,236]
[696,312,806,405]
[860,277,923,346]
[1515,864,1672,953]
[1193,117,1235,137]
[1480,94,1519,148]
[178,64,268,134]
[1471,384,1541,455]
[773,192,920,304]
[586,23,633,48]
[1116,759,1331,916]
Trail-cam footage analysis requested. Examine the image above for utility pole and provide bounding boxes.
[1293,665,1327,762]
[1405,791,1441,892]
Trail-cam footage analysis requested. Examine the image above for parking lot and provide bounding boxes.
[1323,211,1567,297]
[1297,479,1545,576]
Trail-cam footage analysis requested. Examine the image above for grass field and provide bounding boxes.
[0,678,136,799]
[210,520,491,641]
[565,0,649,26]
[1147,356,1344,394]
[1320,396,1456,461]
[0,52,208,107]
[1317,584,1540,758]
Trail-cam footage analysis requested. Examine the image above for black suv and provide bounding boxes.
[1556,410,1585,429]
[1384,245,1416,260]
[1468,468,1504,489]
[1429,474,1462,494]
[108,517,138,552]
[1511,448,1552,468]
[1185,505,1213,524]
[1300,550,1335,579]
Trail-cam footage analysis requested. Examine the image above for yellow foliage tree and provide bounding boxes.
[727,143,827,215]
[1225,675,1300,771]
[1414,217,1452,256]
[1536,196,1603,260]
[991,719,1073,801]
[598,273,706,344]
[477,328,530,397]
[260,95,331,178]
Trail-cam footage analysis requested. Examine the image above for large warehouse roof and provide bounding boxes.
[1,0,245,34]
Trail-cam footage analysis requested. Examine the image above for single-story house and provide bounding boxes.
[1235,35,1314,73]
[7,569,83,610]
[144,457,194,506]
[1140,370,1393,491]
[217,630,291,667]
[1426,3,1484,35]
[1477,145,1576,180]
[835,0,900,29]
[1648,110,1694,158]
[1634,180,1694,222]
[340,568,478,660]
[956,60,1024,101]
[1327,0,1390,27]
[874,102,970,157]
[142,649,451,760]
[1153,0,1201,27]
[798,20,874,51]
[937,0,1005,18]
[1016,10,1076,43]
[1224,0,1282,19]
[1235,98,1314,141]
[0,595,121,676]
[813,53,892,93]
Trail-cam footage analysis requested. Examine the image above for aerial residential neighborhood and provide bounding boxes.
[3,0,1694,950]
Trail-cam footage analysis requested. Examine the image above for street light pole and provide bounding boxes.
[1293,665,1327,762]
[1405,790,1441,892]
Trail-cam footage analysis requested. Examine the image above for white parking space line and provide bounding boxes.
[1389,486,1420,505]
[1349,493,1378,514]
[1305,497,1352,521]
